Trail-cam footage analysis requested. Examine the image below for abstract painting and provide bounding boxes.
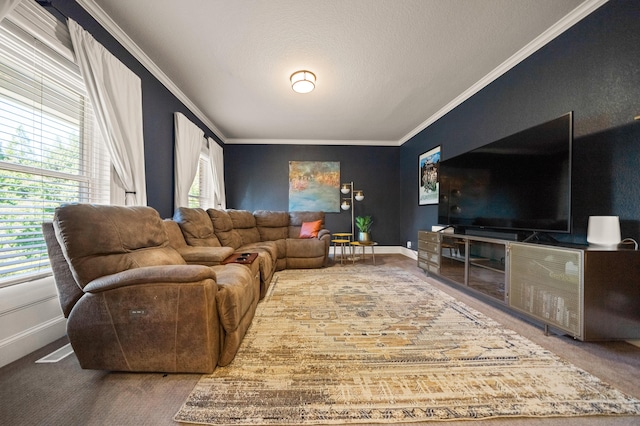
[289,161,340,212]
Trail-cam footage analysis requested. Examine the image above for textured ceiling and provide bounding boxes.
[85,0,598,145]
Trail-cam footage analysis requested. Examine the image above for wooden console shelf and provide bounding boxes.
[418,230,640,341]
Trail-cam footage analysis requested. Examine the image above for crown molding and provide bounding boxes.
[226,138,399,146]
[74,0,227,143]
[398,0,608,145]
[74,0,606,148]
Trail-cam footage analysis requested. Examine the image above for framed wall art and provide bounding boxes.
[289,161,340,212]
[419,146,441,205]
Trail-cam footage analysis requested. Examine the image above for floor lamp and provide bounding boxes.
[340,181,364,237]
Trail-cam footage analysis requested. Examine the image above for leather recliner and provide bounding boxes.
[43,203,257,373]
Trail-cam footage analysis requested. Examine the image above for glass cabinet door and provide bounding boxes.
[467,239,507,302]
[439,236,466,286]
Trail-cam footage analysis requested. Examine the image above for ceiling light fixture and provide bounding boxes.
[290,70,316,94]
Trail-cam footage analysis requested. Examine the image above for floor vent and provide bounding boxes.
[35,343,74,363]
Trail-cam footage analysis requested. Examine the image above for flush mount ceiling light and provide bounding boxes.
[290,70,316,94]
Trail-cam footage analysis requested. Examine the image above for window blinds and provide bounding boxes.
[188,147,214,209]
[0,1,110,287]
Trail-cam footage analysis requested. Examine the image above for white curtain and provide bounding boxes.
[208,137,226,209]
[68,19,147,206]
[174,112,204,209]
[0,0,21,22]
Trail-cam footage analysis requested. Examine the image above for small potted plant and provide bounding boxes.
[355,215,373,242]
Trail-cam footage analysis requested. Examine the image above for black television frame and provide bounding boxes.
[437,112,573,239]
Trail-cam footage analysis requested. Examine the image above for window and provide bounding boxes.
[0,3,110,287]
[188,143,213,209]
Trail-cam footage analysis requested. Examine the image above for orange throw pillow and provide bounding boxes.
[299,220,322,238]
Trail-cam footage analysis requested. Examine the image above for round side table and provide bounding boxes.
[331,238,351,265]
[349,241,378,265]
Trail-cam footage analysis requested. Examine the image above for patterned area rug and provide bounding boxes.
[175,265,640,424]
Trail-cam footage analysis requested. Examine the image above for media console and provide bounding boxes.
[418,230,640,341]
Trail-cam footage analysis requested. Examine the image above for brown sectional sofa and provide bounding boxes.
[43,203,330,374]
[171,207,331,298]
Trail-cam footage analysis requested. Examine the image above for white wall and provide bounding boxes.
[0,276,66,368]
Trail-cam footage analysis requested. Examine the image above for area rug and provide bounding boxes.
[174,265,640,425]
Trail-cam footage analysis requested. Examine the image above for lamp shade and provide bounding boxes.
[290,70,316,93]
[587,216,621,248]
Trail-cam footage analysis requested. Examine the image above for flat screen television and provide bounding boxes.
[438,112,572,237]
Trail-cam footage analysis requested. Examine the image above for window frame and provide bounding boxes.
[0,1,110,288]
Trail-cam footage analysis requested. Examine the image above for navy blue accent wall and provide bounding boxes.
[49,1,224,219]
[401,0,640,247]
[225,145,400,245]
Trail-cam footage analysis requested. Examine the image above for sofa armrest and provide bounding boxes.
[84,265,217,293]
[70,264,221,373]
[318,228,331,240]
[176,246,235,266]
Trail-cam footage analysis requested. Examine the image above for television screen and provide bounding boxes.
[438,112,572,235]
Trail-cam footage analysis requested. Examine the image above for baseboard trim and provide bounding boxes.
[331,245,418,259]
[0,315,66,368]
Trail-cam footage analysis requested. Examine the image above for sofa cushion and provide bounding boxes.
[208,209,242,249]
[207,208,233,231]
[173,207,222,247]
[164,218,236,265]
[286,238,326,258]
[53,204,186,289]
[227,210,261,245]
[285,238,327,269]
[227,209,256,228]
[288,211,325,239]
[254,210,289,243]
[163,219,187,248]
[176,246,235,266]
[299,220,322,238]
[211,264,255,333]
